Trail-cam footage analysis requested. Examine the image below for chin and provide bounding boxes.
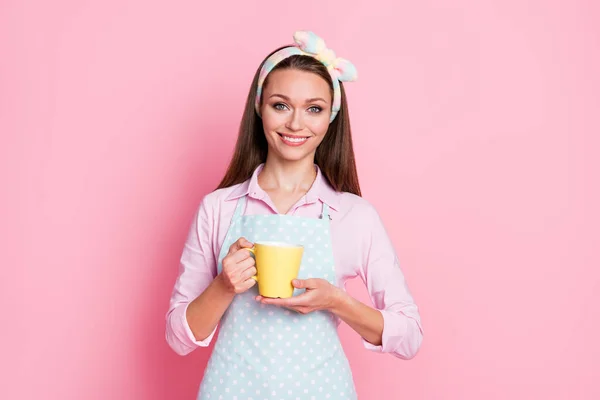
[276,149,314,163]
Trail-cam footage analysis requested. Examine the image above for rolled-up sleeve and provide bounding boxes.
[165,197,218,356]
[359,206,424,359]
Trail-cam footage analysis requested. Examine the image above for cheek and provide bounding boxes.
[308,118,330,136]
[262,110,285,131]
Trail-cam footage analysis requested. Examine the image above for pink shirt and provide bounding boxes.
[166,164,423,359]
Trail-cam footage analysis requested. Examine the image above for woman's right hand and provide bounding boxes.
[219,237,257,294]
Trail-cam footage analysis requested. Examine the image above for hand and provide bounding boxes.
[219,237,257,294]
[256,278,343,314]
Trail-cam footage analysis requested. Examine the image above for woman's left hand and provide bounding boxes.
[256,278,343,314]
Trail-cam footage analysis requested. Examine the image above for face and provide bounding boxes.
[260,68,332,163]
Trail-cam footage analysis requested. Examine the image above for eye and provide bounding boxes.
[273,103,289,111]
[307,106,322,113]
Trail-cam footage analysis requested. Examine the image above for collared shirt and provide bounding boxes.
[166,164,423,359]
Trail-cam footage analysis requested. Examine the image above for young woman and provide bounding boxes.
[166,31,423,400]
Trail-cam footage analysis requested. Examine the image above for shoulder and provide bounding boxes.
[337,192,379,216]
[334,192,383,227]
[202,184,240,204]
[197,182,245,215]
[333,193,393,260]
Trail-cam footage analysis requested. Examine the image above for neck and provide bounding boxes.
[258,155,317,193]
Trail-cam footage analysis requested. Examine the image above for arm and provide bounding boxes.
[329,290,384,347]
[258,203,423,359]
[353,205,423,359]
[166,197,257,356]
[269,275,416,358]
[185,238,257,343]
[260,278,384,346]
[165,197,220,356]
[262,205,424,359]
[184,274,235,342]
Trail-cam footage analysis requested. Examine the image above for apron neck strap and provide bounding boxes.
[320,202,331,220]
[232,195,248,220]
[234,195,330,220]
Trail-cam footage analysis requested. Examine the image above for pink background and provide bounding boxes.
[2,1,599,399]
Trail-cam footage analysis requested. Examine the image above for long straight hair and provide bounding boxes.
[216,46,361,196]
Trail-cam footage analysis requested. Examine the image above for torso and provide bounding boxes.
[196,195,357,400]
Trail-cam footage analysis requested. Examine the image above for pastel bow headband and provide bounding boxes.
[255,31,358,123]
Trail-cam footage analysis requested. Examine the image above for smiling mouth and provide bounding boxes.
[277,133,310,144]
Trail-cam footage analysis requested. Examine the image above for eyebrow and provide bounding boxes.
[268,93,328,103]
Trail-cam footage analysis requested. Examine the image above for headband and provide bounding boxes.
[254,31,358,123]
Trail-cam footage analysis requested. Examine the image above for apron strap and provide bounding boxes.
[320,202,331,220]
[232,195,248,220]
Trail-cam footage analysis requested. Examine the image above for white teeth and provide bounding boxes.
[283,135,308,143]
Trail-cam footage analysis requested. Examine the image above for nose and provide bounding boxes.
[285,108,305,132]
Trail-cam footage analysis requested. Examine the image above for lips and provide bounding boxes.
[277,133,310,146]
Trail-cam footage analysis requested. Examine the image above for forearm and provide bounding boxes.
[186,274,235,341]
[330,289,384,346]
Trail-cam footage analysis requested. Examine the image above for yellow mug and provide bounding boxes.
[247,241,304,298]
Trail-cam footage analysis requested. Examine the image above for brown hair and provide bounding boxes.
[216,46,361,196]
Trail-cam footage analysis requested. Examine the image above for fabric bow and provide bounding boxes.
[293,31,358,82]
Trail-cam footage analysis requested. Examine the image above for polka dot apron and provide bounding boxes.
[197,195,357,400]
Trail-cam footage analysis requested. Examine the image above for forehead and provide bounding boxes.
[263,69,332,102]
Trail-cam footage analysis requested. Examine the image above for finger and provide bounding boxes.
[227,259,255,283]
[228,238,253,255]
[239,266,257,281]
[255,295,275,302]
[228,237,253,254]
[236,279,256,293]
[261,294,309,308]
[292,279,304,289]
[259,297,291,306]
[234,254,256,270]
[228,247,255,263]
[239,277,257,292]
[292,278,320,289]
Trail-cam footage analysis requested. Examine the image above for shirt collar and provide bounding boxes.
[225,163,340,211]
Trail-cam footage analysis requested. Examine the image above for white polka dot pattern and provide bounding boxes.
[197,196,356,400]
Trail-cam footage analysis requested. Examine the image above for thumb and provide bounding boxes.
[229,237,253,254]
[292,279,304,288]
[292,279,318,289]
[239,237,253,248]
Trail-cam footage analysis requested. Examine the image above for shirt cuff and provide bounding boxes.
[168,303,217,353]
[362,308,408,354]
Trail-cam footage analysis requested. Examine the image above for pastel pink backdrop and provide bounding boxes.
[1,1,598,399]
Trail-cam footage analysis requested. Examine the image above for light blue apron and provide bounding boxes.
[197,195,357,400]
